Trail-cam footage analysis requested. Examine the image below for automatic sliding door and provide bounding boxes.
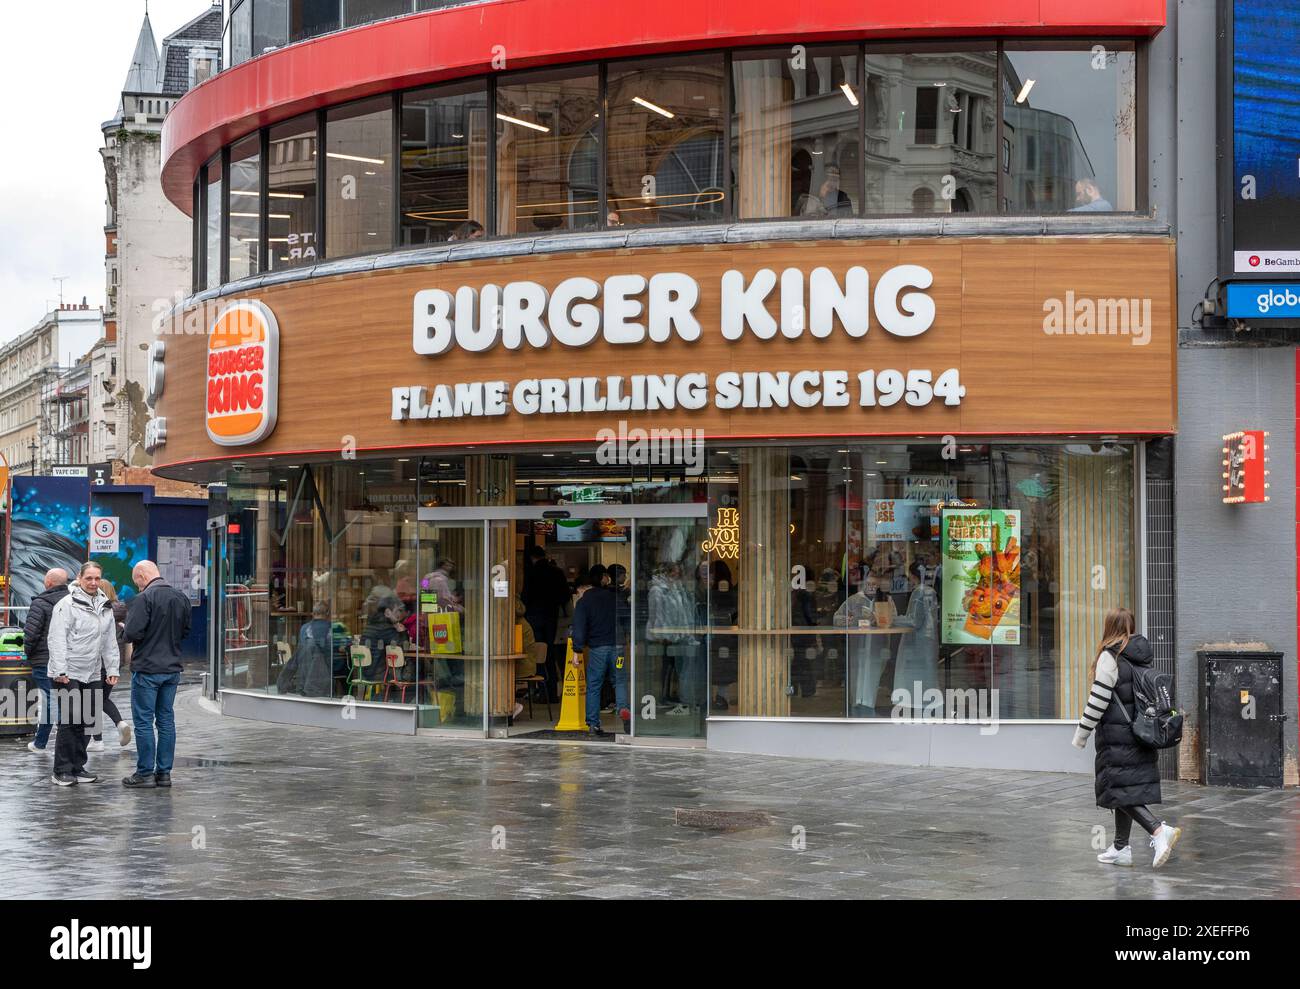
[633,516,707,739]
[413,520,486,731]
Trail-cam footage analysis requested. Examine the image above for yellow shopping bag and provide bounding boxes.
[427,612,462,654]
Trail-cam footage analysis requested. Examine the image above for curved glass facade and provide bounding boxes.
[224,0,472,65]
[195,39,1141,291]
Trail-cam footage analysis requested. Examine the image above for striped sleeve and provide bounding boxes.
[1071,651,1119,748]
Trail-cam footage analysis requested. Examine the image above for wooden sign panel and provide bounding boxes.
[153,237,1177,472]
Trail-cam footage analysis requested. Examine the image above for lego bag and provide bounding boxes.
[427,612,462,654]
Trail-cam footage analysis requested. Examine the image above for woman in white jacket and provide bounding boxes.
[46,562,119,787]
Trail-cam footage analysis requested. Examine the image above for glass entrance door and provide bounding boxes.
[412,519,488,730]
[416,506,708,741]
[632,516,707,740]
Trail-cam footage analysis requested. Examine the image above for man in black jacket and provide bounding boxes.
[22,568,70,753]
[122,561,191,789]
[571,565,628,736]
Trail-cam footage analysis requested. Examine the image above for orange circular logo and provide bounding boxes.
[206,301,279,446]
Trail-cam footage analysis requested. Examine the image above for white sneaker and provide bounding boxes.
[117,722,133,747]
[512,702,524,718]
[1097,844,1133,866]
[1150,822,1182,868]
[665,704,690,716]
[87,739,105,752]
[27,741,48,754]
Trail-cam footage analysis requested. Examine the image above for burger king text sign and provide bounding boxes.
[206,301,279,446]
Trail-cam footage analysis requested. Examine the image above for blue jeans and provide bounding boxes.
[30,666,55,748]
[584,645,628,730]
[132,671,181,775]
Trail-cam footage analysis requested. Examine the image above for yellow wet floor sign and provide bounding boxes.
[554,638,589,732]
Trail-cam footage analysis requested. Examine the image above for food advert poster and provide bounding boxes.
[940,509,1021,645]
[868,499,934,541]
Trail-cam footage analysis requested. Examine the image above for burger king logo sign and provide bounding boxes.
[206,300,280,446]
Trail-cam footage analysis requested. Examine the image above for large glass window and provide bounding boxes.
[253,0,290,56]
[227,135,261,280]
[863,49,998,214]
[731,47,862,219]
[496,66,601,235]
[230,0,252,65]
[204,155,223,289]
[267,115,318,270]
[706,442,1135,721]
[291,0,341,43]
[606,55,726,227]
[325,97,395,257]
[1002,44,1137,212]
[401,82,489,245]
[344,0,411,26]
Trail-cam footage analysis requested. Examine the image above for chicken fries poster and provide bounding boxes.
[940,509,1021,646]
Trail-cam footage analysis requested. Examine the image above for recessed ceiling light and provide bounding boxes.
[1015,79,1035,104]
[840,82,859,107]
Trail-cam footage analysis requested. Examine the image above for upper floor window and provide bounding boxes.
[268,115,319,270]
[203,39,1146,287]
[205,155,224,289]
[401,81,488,245]
[496,66,601,235]
[607,55,727,227]
[864,48,998,215]
[1002,43,1137,213]
[732,47,861,220]
[326,97,395,257]
[229,135,262,279]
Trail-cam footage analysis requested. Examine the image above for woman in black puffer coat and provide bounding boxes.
[1072,607,1182,868]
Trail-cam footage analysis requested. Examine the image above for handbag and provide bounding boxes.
[1114,656,1184,749]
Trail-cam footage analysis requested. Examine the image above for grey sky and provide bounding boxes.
[0,1,212,346]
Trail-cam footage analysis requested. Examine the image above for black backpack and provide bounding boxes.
[1115,656,1184,749]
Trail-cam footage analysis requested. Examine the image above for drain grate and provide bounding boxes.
[674,808,772,832]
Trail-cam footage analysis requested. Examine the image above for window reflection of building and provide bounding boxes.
[496,68,600,235]
[228,135,261,280]
[606,55,726,225]
[267,116,318,270]
[862,51,999,215]
[326,97,394,258]
[732,48,861,219]
[1002,47,1136,213]
[207,43,1143,279]
[400,83,488,245]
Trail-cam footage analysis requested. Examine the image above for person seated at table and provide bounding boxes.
[360,593,413,686]
[294,600,336,698]
[424,558,463,614]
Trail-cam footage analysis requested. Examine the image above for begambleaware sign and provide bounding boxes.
[206,300,279,446]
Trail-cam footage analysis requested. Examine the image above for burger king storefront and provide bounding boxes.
[151,231,1177,772]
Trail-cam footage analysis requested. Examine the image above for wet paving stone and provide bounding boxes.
[1,686,1297,899]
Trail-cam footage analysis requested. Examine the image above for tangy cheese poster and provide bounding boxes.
[940,509,1021,646]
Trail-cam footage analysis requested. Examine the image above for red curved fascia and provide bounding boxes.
[162,0,1166,215]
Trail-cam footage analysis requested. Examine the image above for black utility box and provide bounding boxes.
[1198,651,1286,788]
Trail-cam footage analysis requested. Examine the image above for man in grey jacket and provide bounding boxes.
[46,562,120,786]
